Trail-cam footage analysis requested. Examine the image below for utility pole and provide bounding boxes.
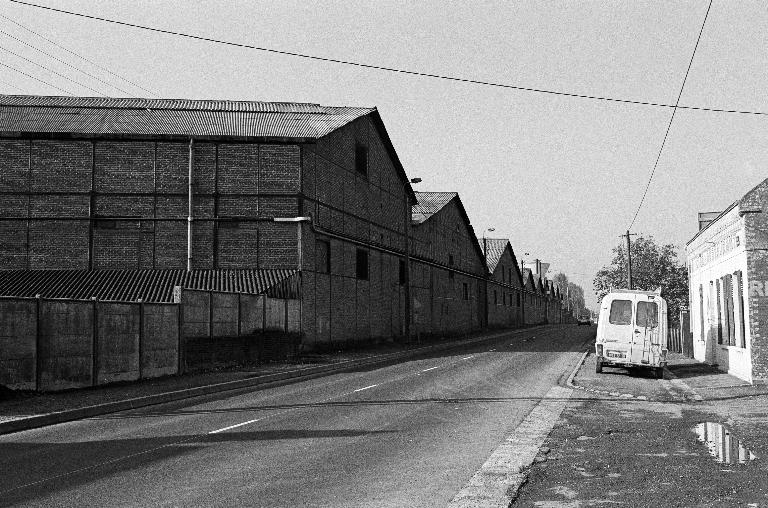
[620,230,637,290]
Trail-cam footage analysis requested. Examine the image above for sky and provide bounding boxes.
[1,0,767,310]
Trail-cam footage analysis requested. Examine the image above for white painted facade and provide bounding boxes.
[686,203,753,382]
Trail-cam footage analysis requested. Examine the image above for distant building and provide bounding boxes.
[483,238,523,328]
[686,177,768,383]
[410,192,486,335]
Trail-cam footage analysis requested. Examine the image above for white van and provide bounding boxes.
[595,289,668,378]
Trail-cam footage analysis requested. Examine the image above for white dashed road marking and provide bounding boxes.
[209,417,268,434]
[420,366,440,373]
[353,384,379,393]
[462,356,474,360]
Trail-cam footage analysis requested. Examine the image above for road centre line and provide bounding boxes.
[2,331,541,496]
[209,416,268,434]
[353,384,379,392]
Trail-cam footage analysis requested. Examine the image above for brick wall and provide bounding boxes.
[0,138,300,271]
[408,198,486,336]
[487,246,523,328]
[300,116,409,345]
[745,210,768,382]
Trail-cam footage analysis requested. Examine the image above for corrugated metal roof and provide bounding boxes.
[483,238,509,273]
[0,269,298,302]
[0,95,373,139]
[411,192,457,224]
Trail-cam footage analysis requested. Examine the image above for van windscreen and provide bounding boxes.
[636,301,658,328]
[609,300,632,325]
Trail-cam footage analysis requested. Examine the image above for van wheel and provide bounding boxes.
[596,358,603,374]
[654,367,663,379]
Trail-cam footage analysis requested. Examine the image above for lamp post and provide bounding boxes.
[482,228,495,329]
[405,177,421,341]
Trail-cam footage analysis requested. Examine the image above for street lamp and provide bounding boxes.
[405,177,421,340]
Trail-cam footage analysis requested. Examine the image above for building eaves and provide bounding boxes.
[686,200,738,246]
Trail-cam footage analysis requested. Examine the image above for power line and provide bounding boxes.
[0,43,107,95]
[7,0,768,117]
[0,28,135,96]
[0,12,159,98]
[0,59,76,94]
[627,0,713,231]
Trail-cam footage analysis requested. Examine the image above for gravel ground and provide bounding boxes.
[513,353,768,507]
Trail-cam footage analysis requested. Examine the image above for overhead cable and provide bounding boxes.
[7,0,768,116]
[0,29,135,96]
[0,12,159,97]
[0,44,107,96]
[0,59,75,94]
[627,0,713,230]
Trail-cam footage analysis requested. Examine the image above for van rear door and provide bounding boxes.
[604,296,634,361]
[634,297,661,364]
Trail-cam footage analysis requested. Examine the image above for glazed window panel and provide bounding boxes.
[636,301,658,328]
[609,299,632,325]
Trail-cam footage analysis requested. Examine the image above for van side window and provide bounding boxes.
[636,301,658,328]
[609,300,632,325]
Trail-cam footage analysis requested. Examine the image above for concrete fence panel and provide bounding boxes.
[212,293,239,337]
[142,303,179,378]
[0,298,37,390]
[239,294,264,335]
[39,300,93,391]
[182,290,210,338]
[96,302,140,385]
[265,297,287,331]
[286,299,301,333]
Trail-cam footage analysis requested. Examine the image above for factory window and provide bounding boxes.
[316,240,330,274]
[94,219,116,229]
[463,283,469,300]
[355,249,369,280]
[516,293,521,307]
[494,290,498,305]
[355,142,368,176]
[399,259,406,285]
[448,270,455,280]
[448,254,454,266]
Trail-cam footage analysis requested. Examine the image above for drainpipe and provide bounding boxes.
[187,138,193,271]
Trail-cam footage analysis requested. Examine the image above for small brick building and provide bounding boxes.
[483,238,523,328]
[686,176,768,383]
[409,192,486,336]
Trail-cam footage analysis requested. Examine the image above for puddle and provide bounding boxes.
[693,422,757,464]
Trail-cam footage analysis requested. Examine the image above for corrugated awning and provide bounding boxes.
[0,269,299,302]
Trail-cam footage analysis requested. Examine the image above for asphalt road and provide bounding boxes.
[0,325,594,508]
